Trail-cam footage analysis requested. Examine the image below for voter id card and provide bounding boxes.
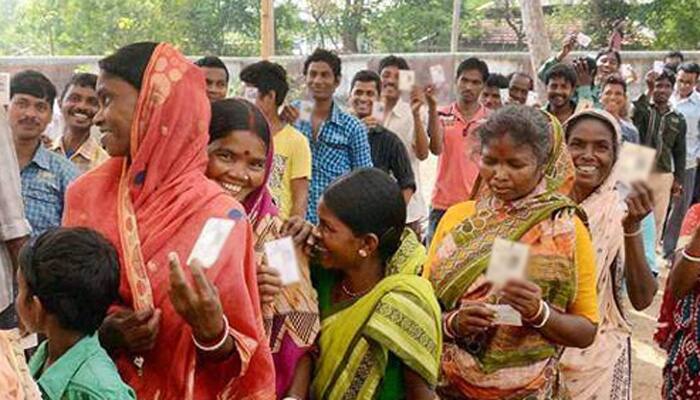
[576,32,592,48]
[372,101,385,122]
[0,73,9,106]
[617,142,656,185]
[486,238,530,287]
[486,304,523,326]
[298,100,314,123]
[188,218,236,268]
[398,70,415,92]
[264,237,301,285]
[430,65,446,85]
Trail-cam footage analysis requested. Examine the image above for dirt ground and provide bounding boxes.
[418,156,665,399]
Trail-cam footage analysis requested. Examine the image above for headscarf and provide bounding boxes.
[63,43,274,399]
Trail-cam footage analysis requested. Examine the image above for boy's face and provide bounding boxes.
[15,270,43,334]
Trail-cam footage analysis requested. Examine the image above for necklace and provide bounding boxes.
[340,280,371,298]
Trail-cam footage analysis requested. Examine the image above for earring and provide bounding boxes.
[358,249,368,258]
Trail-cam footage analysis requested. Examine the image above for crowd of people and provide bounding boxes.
[0,33,698,400]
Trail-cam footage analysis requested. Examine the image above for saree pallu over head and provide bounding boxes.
[560,109,632,400]
[428,113,583,399]
[62,43,275,399]
[312,230,443,400]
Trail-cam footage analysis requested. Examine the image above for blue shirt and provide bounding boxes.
[619,119,641,144]
[20,144,78,236]
[672,91,700,169]
[293,101,373,223]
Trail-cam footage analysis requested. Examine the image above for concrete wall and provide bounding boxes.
[2,51,699,104]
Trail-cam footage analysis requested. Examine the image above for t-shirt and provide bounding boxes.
[269,125,312,219]
[368,126,416,193]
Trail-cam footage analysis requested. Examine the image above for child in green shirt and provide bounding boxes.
[16,227,135,399]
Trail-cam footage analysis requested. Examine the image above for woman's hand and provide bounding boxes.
[281,216,317,255]
[257,262,282,304]
[500,279,543,322]
[99,307,162,353]
[168,252,225,343]
[451,301,495,337]
[623,181,654,232]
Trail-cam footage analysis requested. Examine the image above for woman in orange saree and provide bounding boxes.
[62,42,275,399]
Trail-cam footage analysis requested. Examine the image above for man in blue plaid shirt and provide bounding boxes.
[293,49,373,223]
[8,71,78,237]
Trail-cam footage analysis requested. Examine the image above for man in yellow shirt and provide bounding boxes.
[51,73,109,175]
[240,61,311,219]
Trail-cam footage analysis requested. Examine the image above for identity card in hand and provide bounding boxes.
[486,238,530,287]
[398,70,415,92]
[264,236,301,285]
[243,86,259,103]
[485,304,523,326]
[0,73,9,106]
[617,142,656,185]
[298,101,314,123]
[653,60,665,74]
[576,32,592,48]
[188,218,236,268]
[430,65,446,85]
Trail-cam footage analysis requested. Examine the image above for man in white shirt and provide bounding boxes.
[377,55,443,240]
[0,109,31,328]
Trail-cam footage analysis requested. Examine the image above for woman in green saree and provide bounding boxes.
[308,167,442,400]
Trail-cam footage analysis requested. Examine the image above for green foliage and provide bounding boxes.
[634,0,700,50]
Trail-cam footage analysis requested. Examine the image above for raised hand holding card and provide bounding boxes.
[430,65,446,85]
[398,70,415,92]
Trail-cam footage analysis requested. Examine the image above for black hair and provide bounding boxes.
[601,74,627,94]
[99,42,158,90]
[239,61,289,107]
[507,71,534,91]
[679,62,700,77]
[208,98,271,151]
[59,73,97,102]
[378,55,410,73]
[595,48,621,67]
[456,57,489,82]
[478,105,552,166]
[303,48,342,80]
[322,168,406,264]
[665,51,684,62]
[545,63,577,87]
[10,70,57,105]
[656,68,677,86]
[351,70,382,95]
[18,228,120,335]
[195,56,230,83]
[486,73,509,89]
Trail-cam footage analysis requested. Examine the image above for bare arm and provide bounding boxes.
[404,366,436,400]
[623,182,658,310]
[285,353,312,399]
[670,228,700,300]
[410,87,430,160]
[425,86,443,155]
[290,178,309,219]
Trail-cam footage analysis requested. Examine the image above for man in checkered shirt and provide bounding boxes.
[8,70,78,237]
[293,49,373,223]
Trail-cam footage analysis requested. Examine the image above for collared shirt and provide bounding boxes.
[431,102,490,210]
[293,101,373,223]
[29,335,135,400]
[632,94,687,181]
[20,144,78,237]
[0,113,30,319]
[368,126,416,192]
[384,99,429,223]
[51,134,110,175]
[671,91,700,169]
[619,119,641,144]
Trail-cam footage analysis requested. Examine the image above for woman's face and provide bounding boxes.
[15,270,41,334]
[316,200,366,271]
[567,118,615,194]
[596,52,620,80]
[206,130,267,202]
[480,133,543,202]
[94,72,139,157]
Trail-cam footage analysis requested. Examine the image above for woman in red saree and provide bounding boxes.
[62,42,275,399]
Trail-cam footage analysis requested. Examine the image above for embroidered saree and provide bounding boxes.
[0,330,40,400]
[311,230,442,400]
[63,43,275,399]
[426,113,599,399]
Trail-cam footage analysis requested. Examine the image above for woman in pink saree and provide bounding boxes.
[62,42,275,399]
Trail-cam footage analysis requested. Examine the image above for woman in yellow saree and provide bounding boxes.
[310,168,442,399]
[425,105,599,399]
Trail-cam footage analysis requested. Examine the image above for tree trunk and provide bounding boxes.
[518,0,550,92]
[260,0,275,58]
[450,0,462,52]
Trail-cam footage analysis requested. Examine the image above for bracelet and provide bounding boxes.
[531,302,551,329]
[525,299,545,322]
[192,315,230,352]
[623,227,642,237]
[682,248,700,263]
[444,311,459,339]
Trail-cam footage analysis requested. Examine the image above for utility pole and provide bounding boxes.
[261,0,275,59]
[450,0,462,52]
[518,0,550,93]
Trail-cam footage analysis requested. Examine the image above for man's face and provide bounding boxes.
[546,77,574,108]
[653,78,673,106]
[665,56,683,72]
[456,69,485,105]
[676,70,698,99]
[60,84,99,133]
[349,80,379,119]
[600,83,627,117]
[509,75,530,105]
[201,67,228,102]
[480,86,502,110]
[379,66,400,101]
[8,93,53,141]
[305,61,339,102]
